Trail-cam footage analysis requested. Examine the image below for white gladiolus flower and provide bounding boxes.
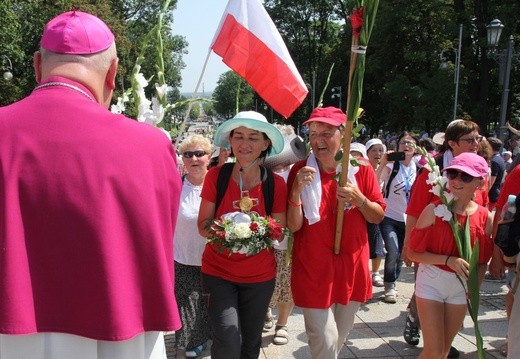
[150,97,165,124]
[426,171,438,185]
[444,191,456,204]
[434,204,453,221]
[135,73,149,88]
[430,184,442,197]
[155,83,168,100]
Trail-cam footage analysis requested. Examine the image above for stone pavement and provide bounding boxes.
[166,265,509,358]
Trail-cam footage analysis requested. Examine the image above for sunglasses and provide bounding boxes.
[445,169,476,183]
[458,135,483,144]
[182,150,207,159]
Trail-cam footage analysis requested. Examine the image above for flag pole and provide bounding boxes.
[178,48,213,136]
[334,35,359,255]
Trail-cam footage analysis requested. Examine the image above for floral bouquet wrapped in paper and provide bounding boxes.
[208,211,284,256]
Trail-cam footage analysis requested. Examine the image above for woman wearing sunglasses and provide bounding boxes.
[401,120,488,355]
[407,152,493,359]
[173,134,212,358]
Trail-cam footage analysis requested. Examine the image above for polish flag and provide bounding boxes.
[211,0,308,119]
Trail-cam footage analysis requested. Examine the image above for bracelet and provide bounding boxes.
[357,197,368,209]
[288,198,302,207]
[445,255,451,266]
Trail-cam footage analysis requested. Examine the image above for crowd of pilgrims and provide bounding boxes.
[172,112,520,359]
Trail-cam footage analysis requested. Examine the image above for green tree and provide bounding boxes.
[0,0,187,111]
[212,71,254,118]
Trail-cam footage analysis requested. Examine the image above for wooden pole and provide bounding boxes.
[334,35,359,255]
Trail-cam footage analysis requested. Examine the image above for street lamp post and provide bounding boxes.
[486,19,518,144]
[439,24,463,121]
[331,86,342,109]
[1,55,13,81]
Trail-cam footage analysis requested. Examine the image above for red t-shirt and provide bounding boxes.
[201,165,287,283]
[495,165,520,215]
[409,200,492,272]
[289,159,386,308]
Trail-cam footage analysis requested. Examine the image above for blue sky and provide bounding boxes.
[173,0,231,93]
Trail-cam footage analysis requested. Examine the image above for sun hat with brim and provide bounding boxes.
[350,142,367,158]
[303,106,346,127]
[432,132,445,145]
[213,111,284,155]
[41,10,115,55]
[443,152,488,178]
[365,138,387,153]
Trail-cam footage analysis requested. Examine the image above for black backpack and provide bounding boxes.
[495,193,520,260]
[215,162,275,215]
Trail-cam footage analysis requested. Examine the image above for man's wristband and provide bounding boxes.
[445,255,451,266]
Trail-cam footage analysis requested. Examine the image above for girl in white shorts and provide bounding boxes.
[407,152,493,359]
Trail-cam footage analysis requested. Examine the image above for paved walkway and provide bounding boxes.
[166,265,509,358]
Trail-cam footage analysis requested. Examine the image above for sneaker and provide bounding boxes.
[263,309,274,331]
[185,342,207,358]
[403,312,420,345]
[384,288,397,303]
[447,345,460,358]
[371,273,384,287]
[273,325,289,345]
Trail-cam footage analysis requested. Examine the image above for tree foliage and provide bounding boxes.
[0,0,187,110]
[212,71,254,118]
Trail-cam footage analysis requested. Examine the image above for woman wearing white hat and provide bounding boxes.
[197,111,287,359]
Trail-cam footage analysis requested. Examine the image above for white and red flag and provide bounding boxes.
[211,0,308,118]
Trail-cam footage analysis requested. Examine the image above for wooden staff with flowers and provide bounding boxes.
[334,0,379,254]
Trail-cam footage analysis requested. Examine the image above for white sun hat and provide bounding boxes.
[213,111,284,155]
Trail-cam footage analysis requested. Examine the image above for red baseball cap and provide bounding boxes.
[41,10,115,55]
[303,106,346,127]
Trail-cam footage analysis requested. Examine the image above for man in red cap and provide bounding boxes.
[0,10,181,358]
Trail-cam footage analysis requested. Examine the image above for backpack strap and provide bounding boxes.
[214,163,275,215]
[260,166,275,215]
[215,163,234,213]
[384,161,400,198]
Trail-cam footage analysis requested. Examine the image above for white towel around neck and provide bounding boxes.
[301,153,359,225]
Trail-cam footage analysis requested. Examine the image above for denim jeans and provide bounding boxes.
[380,216,406,289]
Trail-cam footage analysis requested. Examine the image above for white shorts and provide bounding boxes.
[416,263,467,305]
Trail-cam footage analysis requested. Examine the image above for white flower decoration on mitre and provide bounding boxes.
[434,204,453,221]
[232,212,252,224]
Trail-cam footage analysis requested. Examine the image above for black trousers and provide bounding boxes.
[202,273,275,359]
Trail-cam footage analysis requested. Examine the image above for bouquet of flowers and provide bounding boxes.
[207,211,285,256]
[415,145,485,359]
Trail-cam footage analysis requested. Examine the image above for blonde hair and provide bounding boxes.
[177,134,212,154]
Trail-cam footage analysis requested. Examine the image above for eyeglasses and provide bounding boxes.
[445,169,476,183]
[399,140,415,146]
[182,150,207,159]
[458,135,483,144]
